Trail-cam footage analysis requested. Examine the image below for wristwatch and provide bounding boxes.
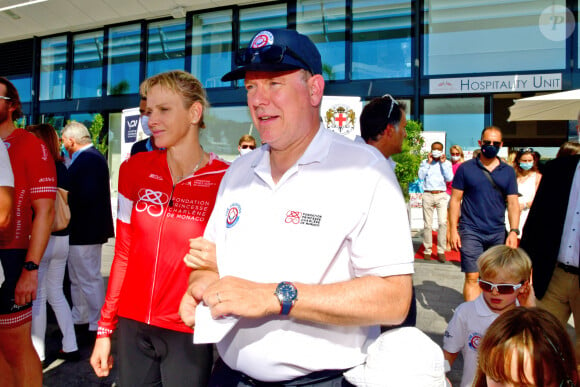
[509,228,520,236]
[275,281,298,315]
[23,261,39,271]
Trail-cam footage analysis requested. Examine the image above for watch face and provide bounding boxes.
[276,281,297,302]
[23,261,39,270]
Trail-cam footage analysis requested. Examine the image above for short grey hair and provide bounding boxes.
[62,121,92,145]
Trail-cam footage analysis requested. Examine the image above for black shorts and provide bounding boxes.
[0,249,32,328]
[117,317,213,387]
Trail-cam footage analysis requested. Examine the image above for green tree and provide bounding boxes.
[392,119,426,201]
[88,113,108,156]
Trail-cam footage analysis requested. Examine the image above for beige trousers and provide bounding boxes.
[422,192,449,255]
[537,266,580,365]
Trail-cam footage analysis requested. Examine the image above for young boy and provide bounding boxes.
[443,245,535,387]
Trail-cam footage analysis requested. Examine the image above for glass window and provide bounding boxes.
[200,105,258,161]
[191,10,232,88]
[422,98,485,151]
[148,19,186,77]
[70,113,98,131]
[297,0,346,81]
[352,0,412,80]
[108,24,141,95]
[73,31,104,98]
[41,114,65,132]
[239,4,287,46]
[423,1,566,75]
[7,75,32,103]
[40,35,67,101]
[108,111,122,204]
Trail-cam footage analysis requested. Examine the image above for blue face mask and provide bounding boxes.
[481,144,500,158]
[519,162,533,170]
[141,115,151,136]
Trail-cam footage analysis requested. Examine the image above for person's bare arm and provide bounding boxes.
[444,350,459,367]
[0,186,13,232]
[505,194,520,248]
[448,188,464,251]
[201,274,412,327]
[14,197,54,306]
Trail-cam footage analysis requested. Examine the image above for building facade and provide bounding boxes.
[1,0,579,166]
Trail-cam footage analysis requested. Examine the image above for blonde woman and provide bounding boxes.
[446,145,464,250]
[506,147,542,239]
[90,71,229,386]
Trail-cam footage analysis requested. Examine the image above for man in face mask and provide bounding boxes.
[130,95,160,156]
[418,141,454,263]
[238,134,257,157]
[448,126,520,301]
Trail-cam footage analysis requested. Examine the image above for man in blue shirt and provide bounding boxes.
[418,141,453,262]
[449,126,520,301]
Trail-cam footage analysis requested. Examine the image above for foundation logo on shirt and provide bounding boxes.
[135,188,170,217]
[226,203,241,228]
[284,210,322,227]
[468,332,482,351]
[324,104,356,136]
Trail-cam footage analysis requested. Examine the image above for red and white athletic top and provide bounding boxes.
[97,150,228,337]
[1,129,56,249]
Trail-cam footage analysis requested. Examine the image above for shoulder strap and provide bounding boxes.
[481,167,506,199]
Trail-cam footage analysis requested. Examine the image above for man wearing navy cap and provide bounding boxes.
[180,29,414,385]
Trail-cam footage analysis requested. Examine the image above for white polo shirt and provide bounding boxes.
[206,126,415,382]
[0,139,14,187]
[443,294,499,387]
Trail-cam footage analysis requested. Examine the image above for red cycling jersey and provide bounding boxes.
[1,129,56,249]
[97,151,228,337]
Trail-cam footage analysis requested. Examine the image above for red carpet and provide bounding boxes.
[414,231,461,262]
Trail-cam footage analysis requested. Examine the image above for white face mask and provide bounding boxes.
[451,155,461,162]
[140,115,152,136]
[431,150,442,159]
[239,147,253,156]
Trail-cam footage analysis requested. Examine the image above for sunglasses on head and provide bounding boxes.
[478,279,523,294]
[518,147,534,153]
[241,144,255,150]
[481,140,502,147]
[381,94,399,122]
[236,44,313,75]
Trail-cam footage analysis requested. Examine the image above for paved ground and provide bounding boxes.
[40,236,468,386]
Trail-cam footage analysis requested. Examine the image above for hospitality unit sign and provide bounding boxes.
[429,73,562,94]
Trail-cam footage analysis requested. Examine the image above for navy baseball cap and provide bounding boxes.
[221,29,322,82]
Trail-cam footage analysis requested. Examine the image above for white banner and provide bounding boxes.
[320,96,363,141]
[120,107,146,162]
[430,73,562,95]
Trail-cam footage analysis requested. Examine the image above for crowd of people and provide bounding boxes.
[0,27,578,387]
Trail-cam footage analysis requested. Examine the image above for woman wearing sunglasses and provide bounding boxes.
[474,307,578,387]
[443,245,535,387]
[507,147,542,240]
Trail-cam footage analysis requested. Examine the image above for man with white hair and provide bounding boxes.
[61,122,114,338]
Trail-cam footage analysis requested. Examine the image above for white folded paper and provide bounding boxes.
[193,303,239,344]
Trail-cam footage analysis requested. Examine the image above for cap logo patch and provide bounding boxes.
[251,31,274,49]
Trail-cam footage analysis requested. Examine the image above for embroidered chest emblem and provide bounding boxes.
[284,210,322,227]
